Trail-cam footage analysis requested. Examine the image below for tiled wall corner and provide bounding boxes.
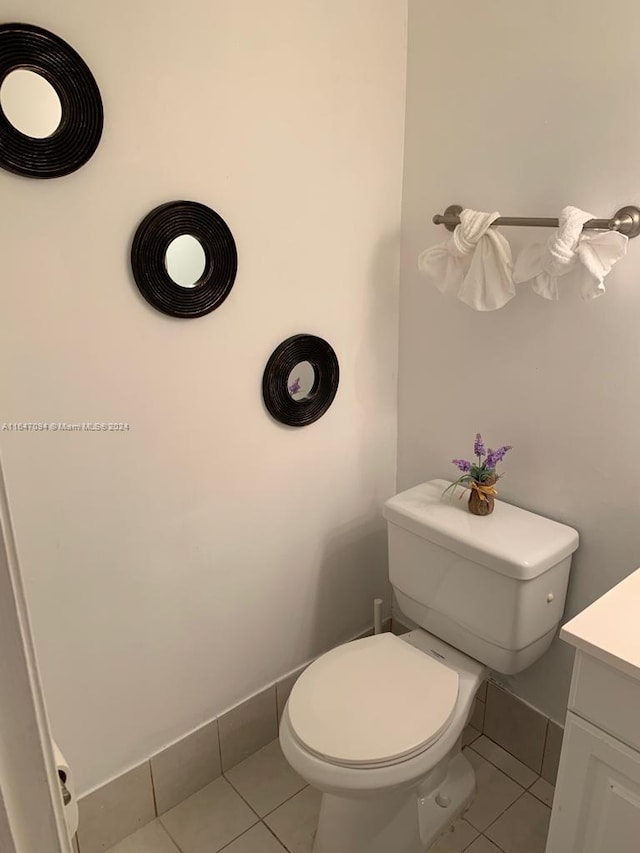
[76,762,155,853]
[150,718,221,814]
[541,719,564,784]
[218,685,278,772]
[483,682,549,774]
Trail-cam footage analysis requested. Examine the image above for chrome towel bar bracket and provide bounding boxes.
[433,204,640,239]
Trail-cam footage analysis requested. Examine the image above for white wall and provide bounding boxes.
[0,0,407,793]
[400,0,640,722]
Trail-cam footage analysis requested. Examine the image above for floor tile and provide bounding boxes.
[471,736,538,788]
[77,763,156,853]
[462,725,481,747]
[219,686,278,772]
[529,777,555,807]
[264,786,322,853]
[160,777,258,853]
[105,820,179,853]
[225,739,306,817]
[151,718,221,814]
[465,837,502,853]
[463,748,523,832]
[483,684,547,773]
[218,823,287,852]
[485,792,551,853]
[428,817,478,852]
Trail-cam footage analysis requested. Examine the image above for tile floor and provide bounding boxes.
[101,727,553,853]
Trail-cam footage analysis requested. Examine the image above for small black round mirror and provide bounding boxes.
[263,335,339,427]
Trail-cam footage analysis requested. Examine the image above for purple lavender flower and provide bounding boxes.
[485,445,512,469]
[289,377,301,395]
[474,433,485,458]
[452,458,471,473]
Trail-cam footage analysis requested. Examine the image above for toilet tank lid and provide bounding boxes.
[383,480,579,580]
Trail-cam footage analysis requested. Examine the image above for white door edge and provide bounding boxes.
[0,452,70,853]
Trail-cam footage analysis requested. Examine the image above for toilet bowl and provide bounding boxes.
[280,629,486,853]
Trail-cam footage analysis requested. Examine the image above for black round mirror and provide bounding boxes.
[263,335,339,427]
[131,200,237,318]
[0,23,103,178]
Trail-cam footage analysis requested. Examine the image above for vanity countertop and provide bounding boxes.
[561,567,640,681]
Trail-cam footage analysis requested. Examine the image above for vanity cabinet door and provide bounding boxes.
[546,712,640,853]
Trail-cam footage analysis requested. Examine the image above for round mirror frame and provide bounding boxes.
[263,335,339,427]
[0,23,103,178]
[131,201,238,319]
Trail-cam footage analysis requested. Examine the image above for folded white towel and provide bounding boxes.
[418,209,515,311]
[513,205,628,300]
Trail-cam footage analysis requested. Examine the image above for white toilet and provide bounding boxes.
[280,479,579,853]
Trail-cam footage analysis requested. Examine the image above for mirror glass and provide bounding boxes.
[287,361,316,401]
[165,235,207,288]
[0,69,62,138]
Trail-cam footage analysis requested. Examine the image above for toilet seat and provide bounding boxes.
[287,633,459,769]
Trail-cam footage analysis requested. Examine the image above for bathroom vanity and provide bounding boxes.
[546,568,640,853]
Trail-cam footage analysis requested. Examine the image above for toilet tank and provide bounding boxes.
[383,480,579,674]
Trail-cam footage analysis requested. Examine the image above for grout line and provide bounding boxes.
[464,745,528,834]
[157,820,184,853]
[148,760,159,818]
[262,819,291,851]
[480,831,509,852]
[540,716,550,775]
[472,733,540,789]
[529,779,555,807]
[214,822,272,852]
[262,783,310,819]
[217,717,225,777]
[221,773,263,820]
[459,827,481,852]
[223,763,309,822]
[482,788,528,836]
[465,744,552,848]
[213,817,294,853]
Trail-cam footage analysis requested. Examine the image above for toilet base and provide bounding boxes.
[419,751,475,848]
[311,751,476,853]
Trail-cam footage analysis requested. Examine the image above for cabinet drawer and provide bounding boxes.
[569,651,640,752]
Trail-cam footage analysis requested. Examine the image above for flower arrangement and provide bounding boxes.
[446,433,512,516]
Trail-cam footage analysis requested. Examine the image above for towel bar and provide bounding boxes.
[433,204,640,239]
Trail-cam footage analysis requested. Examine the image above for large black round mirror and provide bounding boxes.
[263,335,339,427]
[0,23,103,178]
[131,200,238,318]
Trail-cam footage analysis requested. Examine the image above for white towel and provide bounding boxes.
[418,209,515,311]
[513,205,628,300]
